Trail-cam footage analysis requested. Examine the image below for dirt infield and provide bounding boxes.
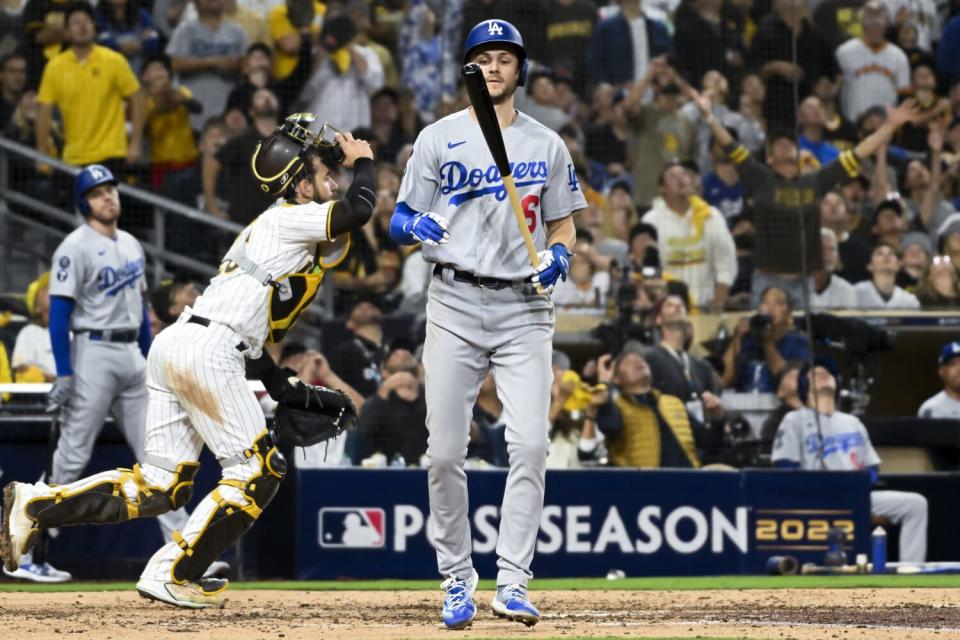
[2,587,960,639]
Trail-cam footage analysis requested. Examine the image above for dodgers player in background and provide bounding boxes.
[772,361,928,562]
[7,166,187,579]
[390,19,586,630]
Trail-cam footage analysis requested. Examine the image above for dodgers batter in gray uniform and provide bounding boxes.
[390,19,586,630]
[42,165,186,558]
[772,362,928,562]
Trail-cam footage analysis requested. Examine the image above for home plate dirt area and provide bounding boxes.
[1,588,959,639]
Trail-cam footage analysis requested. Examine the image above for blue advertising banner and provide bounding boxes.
[295,468,871,579]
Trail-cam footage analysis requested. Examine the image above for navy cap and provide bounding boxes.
[939,341,960,366]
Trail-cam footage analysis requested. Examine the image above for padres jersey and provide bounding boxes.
[397,108,587,280]
[189,200,348,355]
[772,408,881,471]
[49,225,146,331]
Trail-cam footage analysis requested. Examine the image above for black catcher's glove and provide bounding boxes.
[247,350,358,447]
[274,382,358,448]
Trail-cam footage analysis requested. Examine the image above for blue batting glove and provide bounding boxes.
[402,212,450,246]
[531,244,571,293]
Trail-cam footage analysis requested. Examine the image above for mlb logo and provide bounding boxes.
[319,508,385,548]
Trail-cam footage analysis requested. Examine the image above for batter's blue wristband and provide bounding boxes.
[551,244,571,279]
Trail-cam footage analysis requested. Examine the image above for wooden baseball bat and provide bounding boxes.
[461,63,541,275]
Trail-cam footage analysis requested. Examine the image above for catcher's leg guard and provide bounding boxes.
[170,431,286,583]
[24,462,200,529]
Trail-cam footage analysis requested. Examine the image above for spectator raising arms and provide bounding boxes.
[622,56,697,208]
[691,88,921,305]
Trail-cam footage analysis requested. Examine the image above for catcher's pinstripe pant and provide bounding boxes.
[422,270,554,587]
[139,317,268,582]
[21,318,265,579]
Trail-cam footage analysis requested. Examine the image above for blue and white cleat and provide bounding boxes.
[491,583,540,627]
[440,569,478,630]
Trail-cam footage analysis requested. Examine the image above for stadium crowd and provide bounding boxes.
[2,0,960,483]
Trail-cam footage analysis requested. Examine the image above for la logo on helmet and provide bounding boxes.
[90,167,105,180]
[487,21,503,35]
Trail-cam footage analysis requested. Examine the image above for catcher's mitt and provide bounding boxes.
[273,382,357,448]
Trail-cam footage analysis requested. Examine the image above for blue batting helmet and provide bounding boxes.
[74,164,118,215]
[463,19,528,86]
[939,340,960,366]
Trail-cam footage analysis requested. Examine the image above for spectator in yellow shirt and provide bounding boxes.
[269,0,325,81]
[142,55,200,190]
[35,2,144,174]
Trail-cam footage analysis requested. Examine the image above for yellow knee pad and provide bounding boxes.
[131,461,201,518]
[170,431,286,584]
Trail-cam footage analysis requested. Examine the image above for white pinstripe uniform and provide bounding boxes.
[23,199,348,583]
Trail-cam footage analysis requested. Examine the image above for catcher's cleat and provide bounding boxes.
[491,583,540,627]
[136,577,228,609]
[1,482,42,572]
[440,569,478,630]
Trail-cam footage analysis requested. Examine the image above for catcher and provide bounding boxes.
[1,114,373,608]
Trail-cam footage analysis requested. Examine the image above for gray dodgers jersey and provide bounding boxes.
[49,224,146,331]
[772,408,881,470]
[397,108,587,280]
[918,391,960,419]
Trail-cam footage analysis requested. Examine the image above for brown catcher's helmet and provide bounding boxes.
[251,113,346,197]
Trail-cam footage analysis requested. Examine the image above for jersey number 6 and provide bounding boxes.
[521,194,539,234]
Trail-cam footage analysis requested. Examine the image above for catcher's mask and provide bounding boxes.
[251,113,346,198]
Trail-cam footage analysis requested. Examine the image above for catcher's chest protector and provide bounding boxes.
[267,268,324,344]
[221,220,350,344]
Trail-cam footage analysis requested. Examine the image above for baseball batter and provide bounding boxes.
[772,363,928,562]
[19,165,188,577]
[2,117,375,608]
[390,19,585,629]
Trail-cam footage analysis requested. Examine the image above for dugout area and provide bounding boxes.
[1,577,959,639]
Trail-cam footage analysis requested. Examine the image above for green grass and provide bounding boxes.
[5,574,960,592]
